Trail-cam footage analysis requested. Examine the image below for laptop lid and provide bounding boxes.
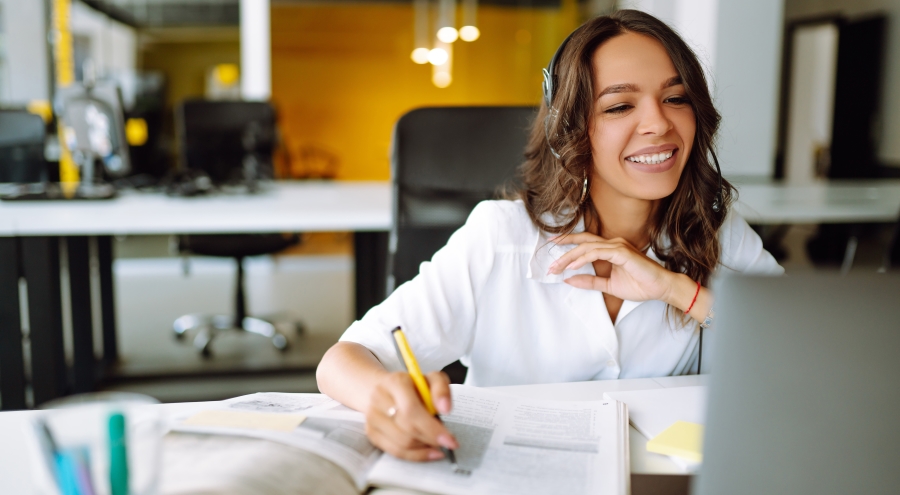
[694,274,900,495]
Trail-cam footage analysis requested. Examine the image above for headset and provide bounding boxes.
[542,28,725,373]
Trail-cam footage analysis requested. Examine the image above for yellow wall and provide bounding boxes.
[141,39,240,109]
[272,3,578,180]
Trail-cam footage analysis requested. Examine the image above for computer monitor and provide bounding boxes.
[695,273,900,495]
[0,110,47,183]
[176,100,276,185]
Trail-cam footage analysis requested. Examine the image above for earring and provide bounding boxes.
[579,174,588,204]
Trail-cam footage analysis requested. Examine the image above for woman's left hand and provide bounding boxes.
[547,233,676,303]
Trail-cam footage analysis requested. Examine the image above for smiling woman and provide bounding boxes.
[316,9,783,463]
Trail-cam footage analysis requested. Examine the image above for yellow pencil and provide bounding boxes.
[391,327,458,467]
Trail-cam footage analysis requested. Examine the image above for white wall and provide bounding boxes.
[618,0,785,178]
[70,1,137,79]
[784,24,839,183]
[0,0,50,104]
[240,0,271,100]
[786,0,900,166]
[714,0,784,177]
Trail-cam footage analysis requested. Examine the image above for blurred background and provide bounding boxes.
[1,0,899,408]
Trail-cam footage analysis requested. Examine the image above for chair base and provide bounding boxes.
[173,314,299,357]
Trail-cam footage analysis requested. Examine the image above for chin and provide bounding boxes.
[626,176,680,201]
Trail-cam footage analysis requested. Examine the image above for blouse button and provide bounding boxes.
[606,359,616,367]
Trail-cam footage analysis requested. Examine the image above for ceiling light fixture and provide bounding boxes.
[460,0,479,42]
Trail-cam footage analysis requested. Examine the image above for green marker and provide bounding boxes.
[108,412,128,495]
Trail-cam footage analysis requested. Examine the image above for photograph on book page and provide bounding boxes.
[365,385,629,495]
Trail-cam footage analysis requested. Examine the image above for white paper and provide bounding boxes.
[602,386,706,440]
[169,388,629,495]
[604,386,706,473]
[366,385,629,495]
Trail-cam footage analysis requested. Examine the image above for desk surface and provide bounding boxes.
[731,179,900,224]
[0,375,704,494]
[0,181,392,236]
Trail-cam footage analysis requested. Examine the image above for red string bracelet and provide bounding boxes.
[686,280,701,314]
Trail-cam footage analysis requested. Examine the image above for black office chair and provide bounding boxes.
[172,100,299,357]
[0,110,47,183]
[389,106,536,383]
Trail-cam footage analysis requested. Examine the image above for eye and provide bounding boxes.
[665,95,690,105]
[604,104,632,114]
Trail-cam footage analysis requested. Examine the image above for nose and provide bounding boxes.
[635,99,672,136]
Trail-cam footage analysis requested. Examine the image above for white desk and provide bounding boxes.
[0,375,704,495]
[0,181,393,411]
[731,179,900,224]
[0,181,392,236]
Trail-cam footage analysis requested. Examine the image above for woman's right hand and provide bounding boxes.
[364,370,459,461]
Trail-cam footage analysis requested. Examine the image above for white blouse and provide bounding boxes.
[340,199,783,387]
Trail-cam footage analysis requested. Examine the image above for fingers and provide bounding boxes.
[365,371,458,461]
[549,243,629,274]
[366,410,443,461]
[426,371,452,415]
[564,274,610,292]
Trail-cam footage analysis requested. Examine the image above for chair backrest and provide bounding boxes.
[388,106,536,292]
[0,110,46,183]
[177,100,276,184]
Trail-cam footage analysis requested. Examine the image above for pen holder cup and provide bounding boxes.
[34,392,163,495]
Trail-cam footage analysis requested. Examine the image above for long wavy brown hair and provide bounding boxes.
[516,9,735,303]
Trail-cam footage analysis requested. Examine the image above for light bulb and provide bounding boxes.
[459,25,480,42]
[428,47,449,66]
[411,47,430,64]
[437,26,459,43]
[433,71,452,88]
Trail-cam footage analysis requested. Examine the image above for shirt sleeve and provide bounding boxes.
[338,200,501,373]
[718,211,785,276]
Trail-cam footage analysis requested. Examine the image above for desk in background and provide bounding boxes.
[0,181,391,410]
[731,178,900,224]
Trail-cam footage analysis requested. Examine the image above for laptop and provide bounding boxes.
[694,274,900,495]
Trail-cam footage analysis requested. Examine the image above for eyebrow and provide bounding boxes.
[597,76,684,98]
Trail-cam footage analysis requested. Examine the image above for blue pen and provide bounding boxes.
[55,451,82,495]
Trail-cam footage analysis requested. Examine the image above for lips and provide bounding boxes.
[624,146,679,173]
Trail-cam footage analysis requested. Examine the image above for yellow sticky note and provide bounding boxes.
[646,420,704,463]
[182,410,306,432]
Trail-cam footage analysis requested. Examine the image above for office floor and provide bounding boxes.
[98,225,894,403]
[97,235,353,403]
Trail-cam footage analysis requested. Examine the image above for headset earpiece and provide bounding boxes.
[543,32,576,159]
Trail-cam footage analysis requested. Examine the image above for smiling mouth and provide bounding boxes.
[625,149,675,165]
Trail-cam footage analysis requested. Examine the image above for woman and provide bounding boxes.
[317,10,782,462]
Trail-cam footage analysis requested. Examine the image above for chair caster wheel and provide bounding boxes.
[174,331,186,341]
[294,321,305,335]
[273,333,288,351]
[200,344,213,358]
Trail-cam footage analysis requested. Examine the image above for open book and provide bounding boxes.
[171,385,630,495]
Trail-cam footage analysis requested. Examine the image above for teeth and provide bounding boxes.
[627,150,673,165]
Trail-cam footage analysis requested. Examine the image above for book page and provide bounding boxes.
[169,392,379,491]
[365,385,628,495]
